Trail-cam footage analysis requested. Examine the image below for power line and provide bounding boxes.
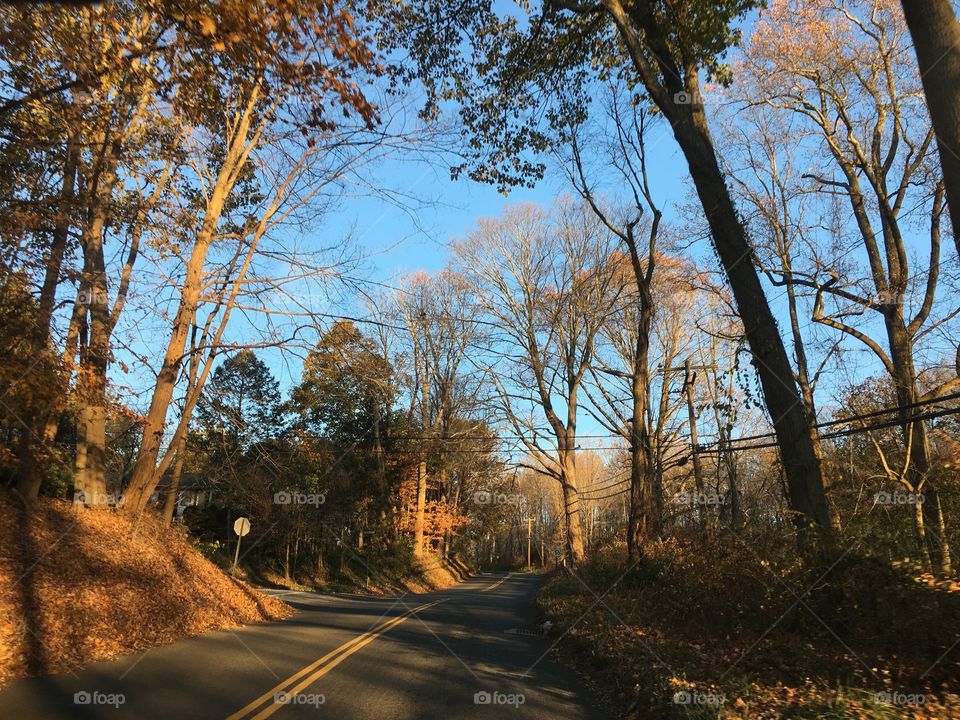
[367,392,960,449]
[715,398,960,454]
[576,399,960,501]
[697,390,960,452]
[699,402,960,455]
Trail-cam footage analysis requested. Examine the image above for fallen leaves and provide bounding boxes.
[537,538,960,719]
[0,492,292,687]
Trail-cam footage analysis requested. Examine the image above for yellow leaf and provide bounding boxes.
[198,14,217,36]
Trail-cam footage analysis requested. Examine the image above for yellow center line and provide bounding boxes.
[480,575,509,592]
[226,600,438,720]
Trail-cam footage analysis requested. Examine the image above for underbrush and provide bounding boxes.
[235,537,472,595]
[182,504,471,595]
[538,532,960,719]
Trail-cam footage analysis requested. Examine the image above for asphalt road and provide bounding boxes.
[0,573,607,719]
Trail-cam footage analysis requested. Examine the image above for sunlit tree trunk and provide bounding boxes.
[413,345,429,557]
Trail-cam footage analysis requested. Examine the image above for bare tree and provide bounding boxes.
[456,199,622,565]
[120,90,379,512]
[739,0,959,571]
[564,86,701,557]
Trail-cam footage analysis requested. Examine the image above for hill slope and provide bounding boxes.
[0,492,291,686]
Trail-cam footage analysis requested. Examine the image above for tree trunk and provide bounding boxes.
[669,109,832,548]
[783,259,830,527]
[901,0,960,257]
[885,311,951,573]
[160,437,186,526]
[627,373,657,557]
[372,399,386,493]
[74,404,88,503]
[560,449,586,565]
[914,496,933,571]
[930,488,953,575]
[684,361,708,531]
[120,82,262,514]
[625,239,659,559]
[723,434,742,531]
[413,347,430,556]
[79,230,112,508]
[121,232,214,512]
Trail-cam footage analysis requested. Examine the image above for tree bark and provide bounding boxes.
[413,344,429,557]
[75,185,115,507]
[160,436,187,526]
[885,311,951,573]
[684,360,708,531]
[559,447,586,565]
[624,224,659,559]
[901,0,960,258]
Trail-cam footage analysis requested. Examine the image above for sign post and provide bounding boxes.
[232,517,251,570]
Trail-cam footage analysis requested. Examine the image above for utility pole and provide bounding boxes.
[527,516,532,570]
[683,358,708,531]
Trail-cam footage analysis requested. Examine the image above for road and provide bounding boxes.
[0,573,607,719]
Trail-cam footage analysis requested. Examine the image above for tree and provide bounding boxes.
[738,0,958,571]
[292,321,393,447]
[118,0,382,513]
[290,320,394,541]
[456,199,622,565]
[2,3,175,503]
[379,0,835,553]
[564,86,691,556]
[196,350,282,451]
[395,270,480,556]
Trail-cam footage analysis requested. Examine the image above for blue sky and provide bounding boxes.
[341,114,694,294]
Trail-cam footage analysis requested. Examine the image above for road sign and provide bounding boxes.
[232,517,251,570]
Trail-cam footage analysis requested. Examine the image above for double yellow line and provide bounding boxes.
[227,600,439,720]
[480,574,509,592]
